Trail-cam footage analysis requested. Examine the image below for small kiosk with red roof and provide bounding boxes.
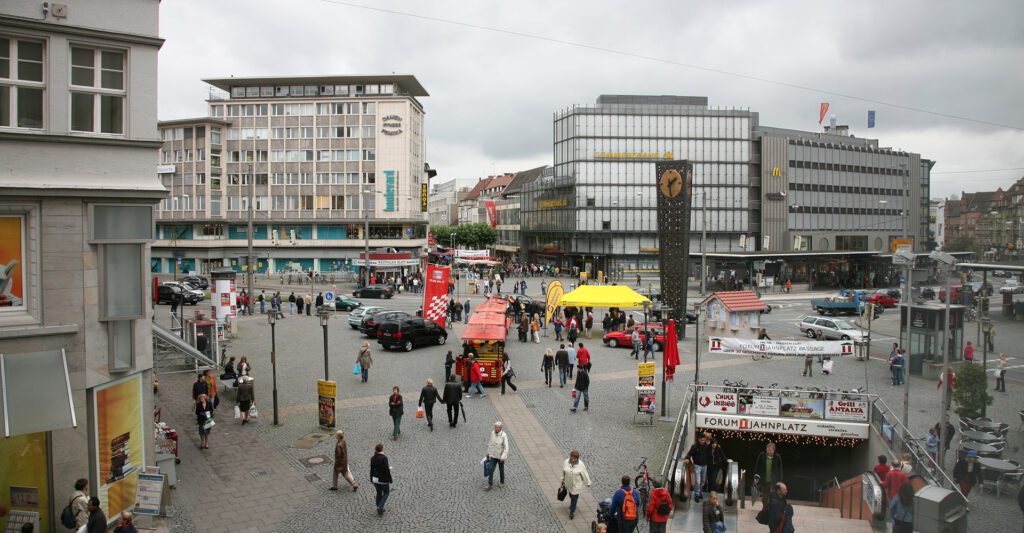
[457,297,512,384]
[701,290,769,339]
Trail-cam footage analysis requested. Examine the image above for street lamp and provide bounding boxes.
[931,250,957,473]
[362,187,373,289]
[319,306,331,381]
[268,310,279,426]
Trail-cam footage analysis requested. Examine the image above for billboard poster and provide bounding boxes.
[422,263,451,328]
[317,380,337,429]
[779,395,825,419]
[738,394,780,416]
[637,388,656,414]
[825,399,869,422]
[697,391,738,414]
[696,413,868,440]
[0,432,49,533]
[636,362,656,387]
[0,215,25,310]
[94,373,145,519]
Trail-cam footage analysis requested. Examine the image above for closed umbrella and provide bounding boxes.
[664,319,680,381]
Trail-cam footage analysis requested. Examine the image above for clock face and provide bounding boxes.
[660,169,684,198]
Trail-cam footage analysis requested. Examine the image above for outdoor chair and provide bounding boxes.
[959,419,973,432]
[996,472,1024,498]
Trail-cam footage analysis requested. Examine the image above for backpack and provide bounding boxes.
[657,499,670,516]
[60,495,82,529]
[620,488,638,521]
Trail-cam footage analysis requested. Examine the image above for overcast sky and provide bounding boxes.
[158,0,1024,198]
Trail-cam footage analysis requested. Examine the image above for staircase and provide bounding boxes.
[734,502,874,533]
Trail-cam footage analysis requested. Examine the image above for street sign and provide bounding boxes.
[323,291,335,303]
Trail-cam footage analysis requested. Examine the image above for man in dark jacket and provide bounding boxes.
[418,378,441,430]
[330,430,357,491]
[953,450,983,496]
[707,435,728,493]
[766,483,791,533]
[86,497,106,533]
[684,434,712,501]
[570,367,590,412]
[555,344,570,388]
[315,292,324,309]
[441,374,463,428]
[754,442,783,506]
[191,373,209,407]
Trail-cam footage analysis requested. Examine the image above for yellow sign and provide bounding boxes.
[771,166,782,177]
[317,380,337,429]
[545,281,564,324]
[420,184,428,212]
[593,151,673,159]
[539,199,569,208]
[891,238,914,253]
[640,247,660,253]
[637,362,656,387]
[95,374,144,521]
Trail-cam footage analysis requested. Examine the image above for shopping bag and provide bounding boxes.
[233,405,241,419]
[822,360,834,375]
[353,361,362,375]
[571,389,577,399]
[202,417,215,430]
[249,405,259,418]
[416,406,425,419]
[483,458,494,478]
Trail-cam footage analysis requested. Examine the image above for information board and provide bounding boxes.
[133,473,165,516]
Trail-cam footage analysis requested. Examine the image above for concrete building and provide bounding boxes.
[494,166,548,260]
[152,75,431,276]
[427,178,466,227]
[930,199,945,251]
[522,95,931,285]
[945,177,1024,258]
[0,2,164,530]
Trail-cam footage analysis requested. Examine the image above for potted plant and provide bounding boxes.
[951,362,992,418]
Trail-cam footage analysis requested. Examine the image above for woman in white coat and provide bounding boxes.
[561,449,592,519]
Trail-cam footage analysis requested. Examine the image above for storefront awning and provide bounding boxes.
[1,349,77,437]
[558,285,652,309]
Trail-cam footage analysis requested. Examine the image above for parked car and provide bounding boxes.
[353,284,394,299]
[334,296,363,311]
[348,306,384,329]
[991,270,1008,278]
[359,310,410,337]
[154,285,200,305]
[920,287,936,300]
[866,290,899,308]
[162,281,205,301]
[182,275,210,289]
[799,316,868,341]
[602,324,667,351]
[999,279,1023,294]
[378,317,448,351]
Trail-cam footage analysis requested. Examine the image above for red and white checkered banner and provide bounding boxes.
[707,337,855,357]
[423,263,451,328]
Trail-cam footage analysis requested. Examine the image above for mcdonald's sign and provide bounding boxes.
[771,166,782,177]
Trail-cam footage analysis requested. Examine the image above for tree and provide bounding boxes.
[951,362,992,418]
[430,225,456,247]
[946,237,982,255]
[432,223,497,249]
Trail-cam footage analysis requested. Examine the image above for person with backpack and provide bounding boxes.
[647,479,673,532]
[560,450,592,519]
[611,475,641,533]
[62,478,90,529]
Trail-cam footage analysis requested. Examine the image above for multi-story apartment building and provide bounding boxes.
[153,75,430,276]
[0,2,163,529]
[945,177,1024,258]
[427,178,466,227]
[457,174,514,227]
[494,166,548,260]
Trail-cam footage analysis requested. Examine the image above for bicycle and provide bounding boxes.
[633,456,651,518]
[722,379,749,393]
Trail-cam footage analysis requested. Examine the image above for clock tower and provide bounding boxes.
[655,160,693,325]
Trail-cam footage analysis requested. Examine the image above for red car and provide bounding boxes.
[866,290,898,308]
[602,325,666,351]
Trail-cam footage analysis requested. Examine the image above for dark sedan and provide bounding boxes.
[354,284,394,299]
[359,310,410,337]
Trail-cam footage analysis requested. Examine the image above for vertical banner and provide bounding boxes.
[384,170,397,212]
[420,183,429,212]
[867,110,876,128]
[422,263,451,328]
[317,380,337,429]
[819,102,830,124]
[544,280,563,324]
[94,374,144,520]
[484,201,497,228]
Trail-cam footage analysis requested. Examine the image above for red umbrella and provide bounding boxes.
[664,319,681,381]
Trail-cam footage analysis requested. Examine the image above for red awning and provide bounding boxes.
[462,324,509,341]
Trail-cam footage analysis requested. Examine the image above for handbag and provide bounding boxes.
[249,405,258,418]
[353,361,362,375]
[202,417,215,430]
[483,458,494,478]
[415,406,425,419]
[557,482,568,501]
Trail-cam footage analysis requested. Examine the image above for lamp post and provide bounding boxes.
[268,310,279,425]
[699,193,708,296]
[246,164,254,315]
[452,232,458,300]
[931,251,957,473]
[363,186,372,289]
[319,306,330,380]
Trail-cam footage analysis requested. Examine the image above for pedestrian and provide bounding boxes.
[288,292,296,314]
[873,455,892,480]
[984,321,995,352]
[611,475,641,533]
[170,289,179,316]
[330,430,358,491]
[70,478,89,529]
[358,341,373,383]
[803,351,814,378]
[701,491,725,533]
[500,353,518,394]
[891,349,905,385]
[442,373,463,428]
[643,333,655,363]
[553,316,564,341]
[708,435,727,493]
[567,320,579,345]
[466,357,487,397]
[925,427,939,463]
[237,355,251,378]
[685,434,711,501]
[542,348,555,387]
[296,293,305,315]
[889,481,914,533]
[570,367,590,412]
[484,421,509,490]
[195,393,213,449]
[963,340,974,362]
[996,353,1007,392]
[757,328,770,340]
[444,350,454,384]
[419,378,440,430]
[630,328,642,359]
[953,450,983,497]
[531,315,540,343]
[113,511,137,533]
[191,372,209,407]
[577,343,591,372]
[566,344,577,380]
[785,279,792,293]
[237,376,255,425]
[370,443,392,515]
[86,497,106,533]
[555,344,570,387]
[465,298,471,316]
[648,479,673,532]
[258,290,265,314]
[454,300,464,322]
[883,461,910,504]
[766,483,794,533]
[561,450,592,519]
[754,442,783,506]
[938,416,957,454]
[315,292,324,310]
[388,386,403,440]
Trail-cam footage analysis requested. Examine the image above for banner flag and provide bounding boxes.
[707,336,855,358]
[819,102,830,124]
[423,263,451,328]
[544,281,564,324]
[867,110,876,128]
[484,201,497,228]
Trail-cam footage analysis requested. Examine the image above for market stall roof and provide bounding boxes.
[476,299,508,313]
[558,285,652,309]
[473,312,509,327]
[462,323,509,341]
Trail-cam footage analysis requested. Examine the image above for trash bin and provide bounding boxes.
[156,452,178,487]
[913,485,967,533]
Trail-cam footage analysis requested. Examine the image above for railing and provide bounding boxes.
[817,471,885,523]
[660,384,695,494]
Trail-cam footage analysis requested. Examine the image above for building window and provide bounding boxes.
[362,149,375,161]
[211,105,224,117]
[107,320,135,371]
[0,37,45,128]
[362,102,376,114]
[210,127,221,144]
[90,205,151,321]
[70,47,125,134]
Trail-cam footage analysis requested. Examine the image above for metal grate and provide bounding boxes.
[250,469,272,479]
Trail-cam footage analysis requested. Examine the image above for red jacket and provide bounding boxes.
[883,468,909,499]
[577,347,591,367]
[873,464,891,480]
[647,487,672,523]
[470,362,483,382]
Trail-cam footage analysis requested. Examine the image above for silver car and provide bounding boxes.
[348,306,384,329]
[799,316,868,341]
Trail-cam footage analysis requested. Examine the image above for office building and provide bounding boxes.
[427,178,467,227]
[153,75,430,276]
[0,2,164,529]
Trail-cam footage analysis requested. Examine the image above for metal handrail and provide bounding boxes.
[697,383,876,401]
[660,384,695,486]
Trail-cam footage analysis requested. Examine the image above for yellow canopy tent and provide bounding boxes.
[557,285,652,309]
